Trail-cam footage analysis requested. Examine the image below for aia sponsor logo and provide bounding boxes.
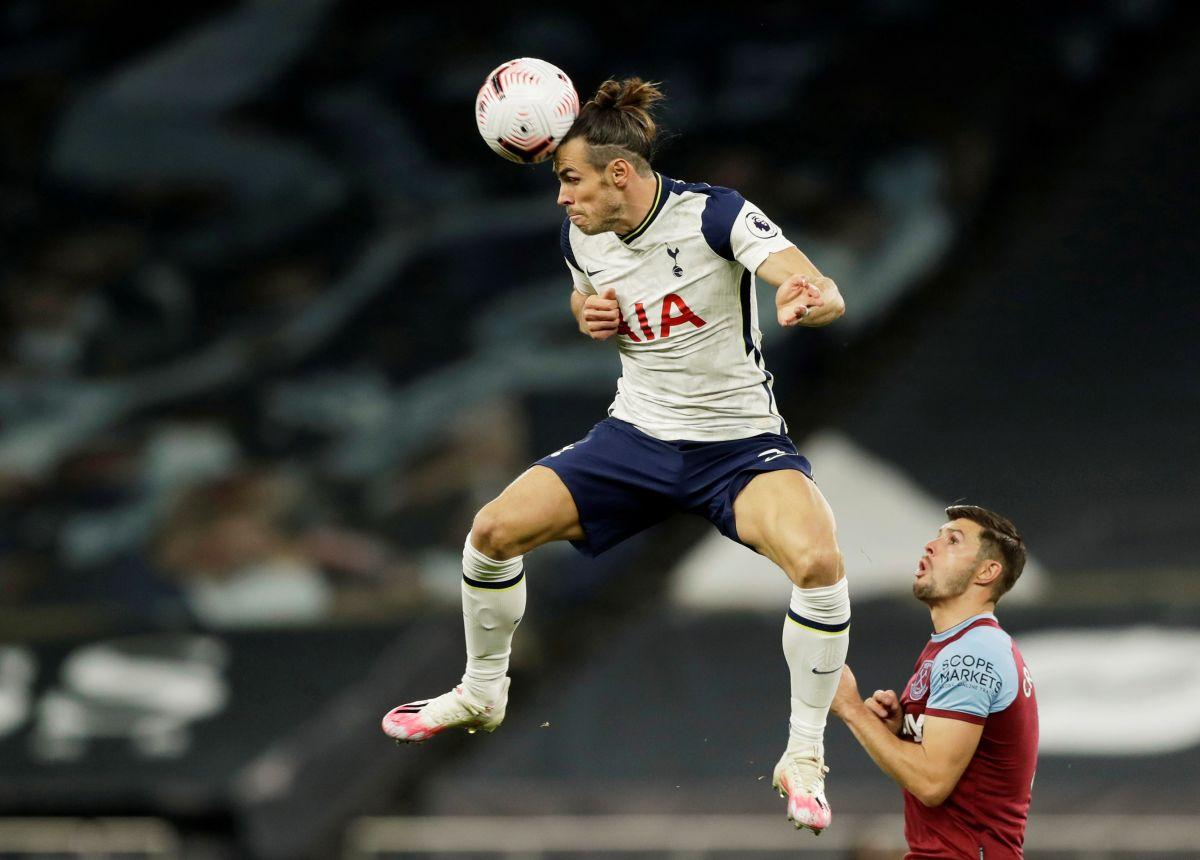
[909,659,935,701]
[617,293,706,342]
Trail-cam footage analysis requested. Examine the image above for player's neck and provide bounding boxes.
[929,598,996,634]
[614,170,659,236]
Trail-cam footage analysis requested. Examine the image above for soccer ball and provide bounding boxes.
[475,58,579,165]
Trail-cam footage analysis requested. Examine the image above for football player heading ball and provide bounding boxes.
[388,68,849,836]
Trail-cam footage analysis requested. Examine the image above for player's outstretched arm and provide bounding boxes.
[572,287,621,341]
[756,246,845,328]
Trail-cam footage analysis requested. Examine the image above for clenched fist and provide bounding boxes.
[866,688,903,736]
[581,287,621,340]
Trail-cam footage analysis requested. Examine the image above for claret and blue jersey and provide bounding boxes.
[900,613,1039,859]
[561,172,795,443]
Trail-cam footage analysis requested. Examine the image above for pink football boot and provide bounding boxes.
[382,678,510,744]
[772,744,832,834]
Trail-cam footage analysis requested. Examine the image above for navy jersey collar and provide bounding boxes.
[619,172,669,245]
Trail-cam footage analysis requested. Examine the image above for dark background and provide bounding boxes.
[0,2,1197,858]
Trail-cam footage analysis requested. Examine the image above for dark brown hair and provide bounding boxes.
[560,78,664,175]
[945,504,1027,601]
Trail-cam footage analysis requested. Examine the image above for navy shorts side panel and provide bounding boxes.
[534,419,677,557]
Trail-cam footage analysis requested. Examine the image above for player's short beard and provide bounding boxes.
[583,181,624,235]
[913,565,975,605]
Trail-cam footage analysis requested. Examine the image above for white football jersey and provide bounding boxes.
[562,173,795,442]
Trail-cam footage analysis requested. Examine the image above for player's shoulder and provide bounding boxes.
[663,176,747,219]
[940,622,1014,664]
[663,175,744,201]
[661,175,752,260]
[933,622,1019,696]
[929,620,1020,714]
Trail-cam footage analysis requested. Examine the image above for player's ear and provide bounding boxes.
[975,558,1003,589]
[610,158,630,188]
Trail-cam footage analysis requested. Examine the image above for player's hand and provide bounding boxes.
[830,664,861,719]
[583,287,621,341]
[866,688,903,735]
[775,274,824,327]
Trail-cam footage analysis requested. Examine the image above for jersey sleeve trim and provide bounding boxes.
[560,217,583,273]
[925,708,987,726]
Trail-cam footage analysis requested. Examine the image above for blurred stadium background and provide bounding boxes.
[1,1,1198,858]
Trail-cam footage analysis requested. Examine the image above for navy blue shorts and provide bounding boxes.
[534,417,813,558]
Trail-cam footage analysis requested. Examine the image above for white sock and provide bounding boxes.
[460,537,526,705]
[782,579,850,753]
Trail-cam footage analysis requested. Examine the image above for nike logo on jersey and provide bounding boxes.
[586,268,605,277]
[812,666,843,675]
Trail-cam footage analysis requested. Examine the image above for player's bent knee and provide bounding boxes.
[781,544,843,588]
[469,505,524,561]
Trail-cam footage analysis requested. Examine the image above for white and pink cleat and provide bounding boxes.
[772,745,832,834]
[382,678,510,744]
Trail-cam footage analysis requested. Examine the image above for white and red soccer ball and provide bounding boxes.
[475,58,579,164]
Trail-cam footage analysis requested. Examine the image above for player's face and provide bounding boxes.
[554,138,622,235]
[913,519,985,604]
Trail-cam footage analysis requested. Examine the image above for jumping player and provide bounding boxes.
[383,78,850,834]
[832,505,1039,858]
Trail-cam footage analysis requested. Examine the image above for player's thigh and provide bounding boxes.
[732,469,843,585]
[470,464,584,558]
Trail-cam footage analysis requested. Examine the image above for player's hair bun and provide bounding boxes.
[592,78,663,114]
[563,77,665,166]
